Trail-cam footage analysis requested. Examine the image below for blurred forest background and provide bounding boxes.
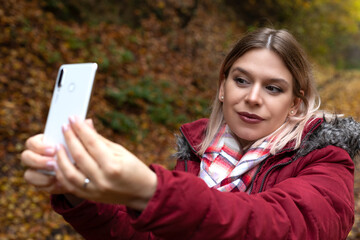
[1,0,360,239]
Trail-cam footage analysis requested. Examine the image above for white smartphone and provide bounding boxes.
[42,63,97,174]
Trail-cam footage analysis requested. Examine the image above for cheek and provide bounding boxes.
[222,92,239,114]
[224,84,242,103]
[222,100,235,123]
[271,101,292,121]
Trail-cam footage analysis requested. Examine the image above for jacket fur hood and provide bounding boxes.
[298,117,360,159]
[174,117,360,161]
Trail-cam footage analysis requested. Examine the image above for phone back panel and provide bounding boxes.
[43,63,97,149]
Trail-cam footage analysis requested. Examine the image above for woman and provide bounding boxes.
[21,28,360,239]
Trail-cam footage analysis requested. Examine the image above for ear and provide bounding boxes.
[289,90,304,116]
[218,80,225,102]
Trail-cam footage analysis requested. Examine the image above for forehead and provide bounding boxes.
[230,48,293,83]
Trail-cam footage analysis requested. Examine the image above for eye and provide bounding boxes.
[266,85,283,93]
[234,77,249,86]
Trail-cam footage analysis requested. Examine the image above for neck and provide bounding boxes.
[231,132,254,152]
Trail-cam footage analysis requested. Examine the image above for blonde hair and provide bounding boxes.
[199,28,329,155]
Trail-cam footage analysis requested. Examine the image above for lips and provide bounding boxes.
[238,112,264,124]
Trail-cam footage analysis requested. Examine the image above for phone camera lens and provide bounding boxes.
[57,69,64,87]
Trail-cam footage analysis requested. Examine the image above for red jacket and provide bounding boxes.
[52,118,358,239]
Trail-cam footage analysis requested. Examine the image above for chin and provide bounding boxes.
[233,129,260,140]
[233,133,260,145]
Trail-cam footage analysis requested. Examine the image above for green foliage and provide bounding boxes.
[91,47,111,70]
[112,48,135,64]
[42,0,121,24]
[99,111,139,140]
[102,76,208,140]
[224,0,360,68]
[42,0,200,29]
[290,0,360,68]
[41,0,360,68]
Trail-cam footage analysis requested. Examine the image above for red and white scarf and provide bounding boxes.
[199,124,272,193]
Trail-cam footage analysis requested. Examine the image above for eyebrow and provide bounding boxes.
[231,67,290,86]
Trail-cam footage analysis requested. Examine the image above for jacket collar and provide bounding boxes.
[297,116,360,159]
[178,117,360,160]
[180,118,208,153]
[179,118,324,152]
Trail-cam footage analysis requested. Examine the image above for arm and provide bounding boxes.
[51,195,151,240]
[48,117,157,239]
[129,146,354,240]
[21,123,155,239]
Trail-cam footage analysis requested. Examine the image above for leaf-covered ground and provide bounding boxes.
[1,0,360,239]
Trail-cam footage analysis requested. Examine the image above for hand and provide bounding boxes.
[20,119,97,206]
[55,116,158,211]
[20,134,65,194]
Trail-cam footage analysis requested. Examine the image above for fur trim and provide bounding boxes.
[298,117,360,159]
[172,134,199,160]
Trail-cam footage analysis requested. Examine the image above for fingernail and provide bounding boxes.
[55,144,61,152]
[62,123,69,132]
[46,161,58,171]
[86,119,94,129]
[69,115,76,124]
[45,147,55,155]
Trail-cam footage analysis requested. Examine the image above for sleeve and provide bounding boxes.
[129,146,355,240]
[51,195,152,240]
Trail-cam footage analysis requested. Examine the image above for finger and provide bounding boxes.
[61,123,100,180]
[36,182,67,195]
[85,118,95,130]
[21,150,56,171]
[36,185,58,193]
[24,169,56,187]
[98,134,124,152]
[69,116,111,166]
[55,144,91,197]
[25,134,56,156]
[55,163,94,199]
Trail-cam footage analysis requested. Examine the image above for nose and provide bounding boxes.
[245,84,262,106]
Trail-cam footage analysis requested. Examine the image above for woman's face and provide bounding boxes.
[219,48,300,147]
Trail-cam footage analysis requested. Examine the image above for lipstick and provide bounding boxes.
[238,112,264,124]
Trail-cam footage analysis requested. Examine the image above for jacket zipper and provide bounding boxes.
[258,159,294,192]
[257,118,322,193]
[248,161,266,193]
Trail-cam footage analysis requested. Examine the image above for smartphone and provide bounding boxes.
[42,63,97,174]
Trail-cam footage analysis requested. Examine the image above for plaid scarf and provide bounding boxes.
[199,124,272,193]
